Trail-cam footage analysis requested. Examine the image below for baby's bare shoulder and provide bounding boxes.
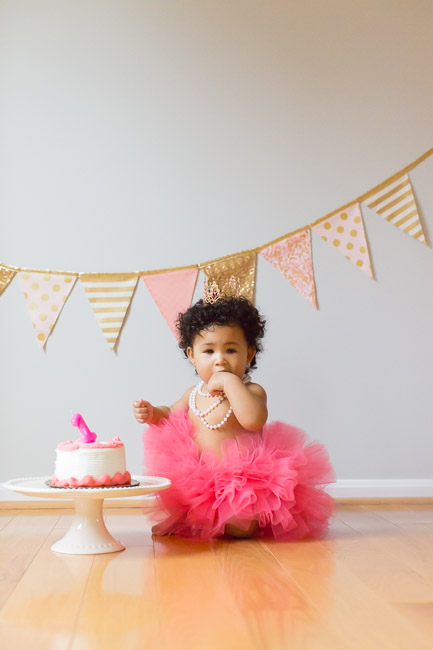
[170,386,194,411]
[246,382,267,400]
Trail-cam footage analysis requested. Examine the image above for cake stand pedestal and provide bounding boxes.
[3,476,171,555]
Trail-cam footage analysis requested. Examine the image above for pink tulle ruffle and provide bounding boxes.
[143,409,335,541]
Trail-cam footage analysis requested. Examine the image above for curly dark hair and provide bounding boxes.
[176,297,266,370]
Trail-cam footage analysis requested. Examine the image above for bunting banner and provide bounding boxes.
[1,145,432,351]
[261,230,317,307]
[18,271,76,347]
[0,266,16,296]
[80,273,138,349]
[201,252,256,303]
[142,268,198,339]
[312,202,373,277]
[364,173,426,244]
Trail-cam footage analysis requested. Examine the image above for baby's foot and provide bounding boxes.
[151,523,168,536]
[225,518,259,539]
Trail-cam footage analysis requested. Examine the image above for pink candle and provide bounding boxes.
[71,413,97,443]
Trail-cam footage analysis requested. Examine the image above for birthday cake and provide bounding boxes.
[51,414,131,488]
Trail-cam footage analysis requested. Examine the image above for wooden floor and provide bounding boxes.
[1,504,433,649]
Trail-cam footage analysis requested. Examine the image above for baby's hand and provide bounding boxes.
[133,399,154,424]
[207,372,231,396]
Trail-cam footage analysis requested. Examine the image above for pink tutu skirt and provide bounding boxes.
[142,409,335,541]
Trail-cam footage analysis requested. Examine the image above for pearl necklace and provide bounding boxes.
[189,381,233,430]
[197,382,213,397]
[197,374,252,398]
[188,375,252,430]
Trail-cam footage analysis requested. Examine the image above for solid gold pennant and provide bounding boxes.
[0,266,16,296]
[201,252,257,303]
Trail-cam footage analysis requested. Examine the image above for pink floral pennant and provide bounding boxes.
[312,202,373,277]
[18,271,77,347]
[261,229,317,307]
[142,268,199,339]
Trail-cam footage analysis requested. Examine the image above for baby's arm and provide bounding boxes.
[207,373,268,431]
[133,387,192,425]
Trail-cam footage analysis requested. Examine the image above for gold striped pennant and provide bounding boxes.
[364,173,426,244]
[80,273,138,349]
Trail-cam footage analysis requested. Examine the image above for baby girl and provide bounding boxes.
[133,296,334,540]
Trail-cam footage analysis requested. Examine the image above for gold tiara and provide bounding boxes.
[203,275,241,304]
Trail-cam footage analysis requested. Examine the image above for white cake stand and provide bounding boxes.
[3,475,171,555]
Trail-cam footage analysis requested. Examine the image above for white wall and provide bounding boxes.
[1,0,433,499]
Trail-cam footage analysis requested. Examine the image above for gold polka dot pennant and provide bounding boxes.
[201,252,257,303]
[0,266,16,296]
[364,173,426,244]
[312,203,373,278]
[18,271,77,348]
[80,273,138,349]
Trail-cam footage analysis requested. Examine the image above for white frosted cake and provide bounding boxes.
[51,414,131,487]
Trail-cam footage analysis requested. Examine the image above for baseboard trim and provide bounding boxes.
[327,479,433,499]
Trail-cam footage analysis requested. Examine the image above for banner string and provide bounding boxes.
[2,145,432,277]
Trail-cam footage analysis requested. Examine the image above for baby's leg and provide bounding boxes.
[225,517,259,539]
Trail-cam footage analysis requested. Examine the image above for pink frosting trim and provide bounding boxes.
[51,471,131,487]
[57,436,124,451]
